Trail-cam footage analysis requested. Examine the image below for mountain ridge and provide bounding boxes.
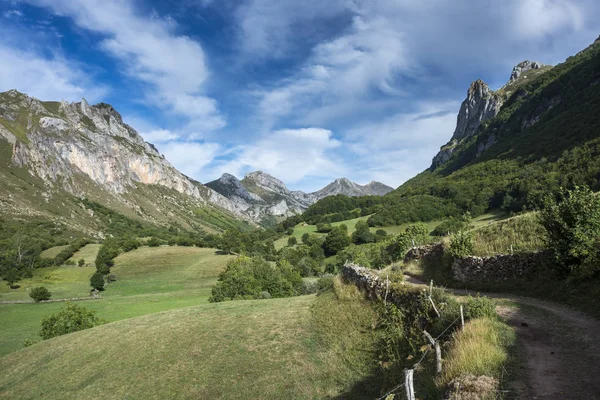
[206,171,393,219]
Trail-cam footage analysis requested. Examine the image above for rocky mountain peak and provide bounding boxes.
[506,61,548,87]
[244,171,288,192]
[451,79,502,142]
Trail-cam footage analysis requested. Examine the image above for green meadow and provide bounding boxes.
[0,246,234,357]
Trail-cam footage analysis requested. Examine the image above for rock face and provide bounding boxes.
[0,90,248,231]
[452,80,504,142]
[504,60,549,87]
[208,173,394,219]
[431,60,552,169]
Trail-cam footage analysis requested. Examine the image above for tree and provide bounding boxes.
[287,236,298,246]
[540,186,600,277]
[301,232,310,244]
[322,226,351,256]
[5,268,18,288]
[449,230,474,259]
[352,220,375,244]
[90,272,105,291]
[286,227,294,235]
[39,302,103,340]
[29,286,52,302]
[78,259,85,267]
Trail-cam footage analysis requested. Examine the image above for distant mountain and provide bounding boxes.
[206,172,393,219]
[0,90,251,237]
[312,178,393,199]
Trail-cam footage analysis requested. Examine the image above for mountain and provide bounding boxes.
[0,90,251,237]
[368,35,600,226]
[431,60,551,168]
[312,178,393,199]
[207,173,393,219]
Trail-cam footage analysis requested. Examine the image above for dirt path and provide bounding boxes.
[403,275,600,399]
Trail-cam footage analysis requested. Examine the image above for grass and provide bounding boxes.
[0,246,234,357]
[472,212,546,256]
[0,280,382,399]
[39,245,69,259]
[437,317,516,398]
[68,243,101,265]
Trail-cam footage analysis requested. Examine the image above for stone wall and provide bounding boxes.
[403,242,550,283]
[341,263,424,307]
[451,252,549,282]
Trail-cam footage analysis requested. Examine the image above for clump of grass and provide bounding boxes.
[441,318,515,389]
[472,213,546,256]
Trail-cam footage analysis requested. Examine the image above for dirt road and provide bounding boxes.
[404,275,600,399]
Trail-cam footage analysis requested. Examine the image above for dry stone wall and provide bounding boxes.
[403,243,550,283]
[451,252,549,282]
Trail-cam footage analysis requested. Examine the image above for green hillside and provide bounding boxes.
[0,247,234,356]
[0,283,381,400]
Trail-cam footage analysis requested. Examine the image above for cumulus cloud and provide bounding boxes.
[0,44,106,102]
[159,141,221,179]
[26,0,225,132]
[209,128,345,184]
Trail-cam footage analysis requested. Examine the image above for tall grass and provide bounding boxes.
[472,213,546,256]
[440,317,515,398]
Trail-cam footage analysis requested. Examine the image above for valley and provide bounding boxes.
[1,7,600,399]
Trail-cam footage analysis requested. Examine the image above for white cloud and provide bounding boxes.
[515,0,584,38]
[344,102,459,187]
[140,129,181,144]
[210,128,345,184]
[0,44,107,102]
[27,0,225,133]
[159,141,221,179]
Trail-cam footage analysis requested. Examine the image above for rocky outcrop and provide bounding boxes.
[452,80,504,142]
[431,59,553,169]
[504,61,549,88]
[0,90,252,228]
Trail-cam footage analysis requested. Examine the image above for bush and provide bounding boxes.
[39,302,103,340]
[322,225,351,256]
[209,256,302,302]
[287,236,297,246]
[301,279,319,295]
[78,258,85,267]
[316,223,333,233]
[147,237,162,247]
[317,274,335,293]
[301,232,310,244]
[432,219,467,237]
[449,230,474,258]
[23,339,35,348]
[90,272,105,291]
[286,227,294,236]
[540,186,600,277]
[29,286,52,303]
[351,220,375,244]
[464,295,497,320]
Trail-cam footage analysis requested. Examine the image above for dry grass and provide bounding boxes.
[68,243,101,265]
[441,318,515,390]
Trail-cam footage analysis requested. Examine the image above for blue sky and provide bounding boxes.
[1,0,599,191]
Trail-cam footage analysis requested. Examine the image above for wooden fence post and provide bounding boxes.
[435,341,442,375]
[384,274,389,306]
[404,369,415,400]
[460,305,465,330]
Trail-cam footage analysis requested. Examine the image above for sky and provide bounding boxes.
[0,0,599,192]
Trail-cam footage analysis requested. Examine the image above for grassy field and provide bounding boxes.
[0,281,382,399]
[274,211,508,250]
[68,243,101,265]
[39,245,69,259]
[0,246,234,357]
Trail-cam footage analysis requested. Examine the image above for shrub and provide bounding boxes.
[29,286,52,303]
[78,258,85,267]
[39,302,103,340]
[301,279,319,295]
[23,339,35,348]
[316,223,333,233]
[540,186,600,277]
[351,220,375,244]
[90,272,105,291]
[432,219,467,237]
[449,230,474,258]
[317,274,335,293]
[5,269,19,288]
[147,237,162,247]
[322,226,351,256]
[375,229,387,237]
[464,295,497,320]
[301,232,310,244]
[286,227,294,235]
[287,236,297,246]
